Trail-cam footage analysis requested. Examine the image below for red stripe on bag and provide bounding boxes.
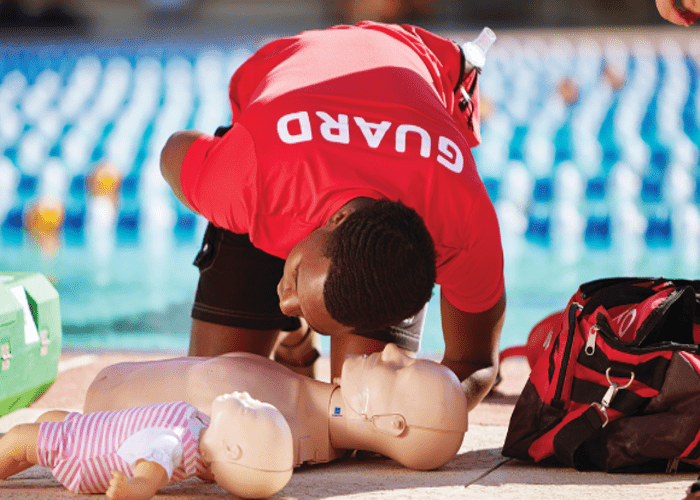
[527,404,590,461]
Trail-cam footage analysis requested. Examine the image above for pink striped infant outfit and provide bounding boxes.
[36,401,210,494]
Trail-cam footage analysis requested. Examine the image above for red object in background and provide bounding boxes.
[500,310,565,368]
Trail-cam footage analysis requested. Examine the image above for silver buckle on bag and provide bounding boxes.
[591,367,635,427]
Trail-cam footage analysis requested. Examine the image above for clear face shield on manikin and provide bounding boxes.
[338,344,468,436]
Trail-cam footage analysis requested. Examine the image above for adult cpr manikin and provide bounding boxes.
[85,344,468,470]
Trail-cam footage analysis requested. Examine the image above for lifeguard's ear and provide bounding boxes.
[371,414,407,437]
[327,207,356,227]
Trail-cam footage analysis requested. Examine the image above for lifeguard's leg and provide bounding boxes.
[0,423,41,479]
[188,223,300,357]
[189,319,280,357]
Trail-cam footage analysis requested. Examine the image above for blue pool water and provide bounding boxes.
[2,32,700,356]
[1,220,692,356]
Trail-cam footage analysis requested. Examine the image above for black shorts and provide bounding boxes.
[191,222,301,331]
[191,222,426,351]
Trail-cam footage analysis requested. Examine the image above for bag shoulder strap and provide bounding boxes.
[553,406,606,469]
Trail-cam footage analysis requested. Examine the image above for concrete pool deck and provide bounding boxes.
[0,351,696,500]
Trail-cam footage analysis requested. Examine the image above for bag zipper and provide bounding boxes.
[585,325,599,356]
[552,302,583,406]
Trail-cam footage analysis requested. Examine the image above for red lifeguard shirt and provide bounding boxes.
[180,22,504,314]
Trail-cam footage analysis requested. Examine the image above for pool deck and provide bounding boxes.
[0,351,696,500]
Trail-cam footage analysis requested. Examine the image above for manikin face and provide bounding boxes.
[277,227,354,336]
[200,391,293,497]
[340,343,467,433]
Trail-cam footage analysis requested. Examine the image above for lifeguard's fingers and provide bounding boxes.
[679,7,700,24]
[656,0,692,25]
[682,0,700,13]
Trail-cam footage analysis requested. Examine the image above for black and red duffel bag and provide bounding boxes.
[503,277,700,472]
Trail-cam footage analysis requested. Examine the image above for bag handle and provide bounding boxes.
[552,405,607,469]
[553,368,637,469]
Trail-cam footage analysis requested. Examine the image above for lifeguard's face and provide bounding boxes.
[340,343,467,433]
[277,227,354,336]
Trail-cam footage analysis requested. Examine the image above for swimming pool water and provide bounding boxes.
[1,223,692,356]
[0,228,204,352]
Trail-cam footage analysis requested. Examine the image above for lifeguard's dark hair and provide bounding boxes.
[322,200,437,333]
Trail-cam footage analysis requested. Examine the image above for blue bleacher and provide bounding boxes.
[1,35,700,262]
[583,176,611,248]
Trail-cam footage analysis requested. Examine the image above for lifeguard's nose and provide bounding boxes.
[279,289,302,318]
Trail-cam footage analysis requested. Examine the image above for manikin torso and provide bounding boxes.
[84,352,342,467]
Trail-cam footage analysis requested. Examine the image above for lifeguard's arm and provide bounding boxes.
[160,130,206,213]
[106,460,169,500]
[440,290,506,413]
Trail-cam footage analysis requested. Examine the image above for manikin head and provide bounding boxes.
[199,391,293,498]
[338,343,468,470]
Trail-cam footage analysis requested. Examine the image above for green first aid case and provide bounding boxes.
[0,272,62,417]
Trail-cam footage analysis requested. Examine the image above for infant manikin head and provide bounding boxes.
[340,343,468,470]
[199,391,293,498]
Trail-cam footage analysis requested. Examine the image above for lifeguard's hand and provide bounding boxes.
[655,0,700,25]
